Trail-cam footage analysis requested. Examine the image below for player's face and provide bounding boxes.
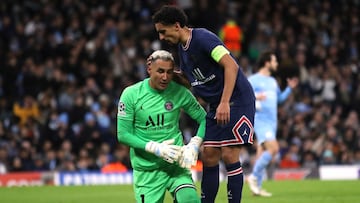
[269,55,279,72]
[154,23,181,45]
[148,59,174,91]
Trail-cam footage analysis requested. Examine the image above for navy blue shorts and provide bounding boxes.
[203,103,255,147]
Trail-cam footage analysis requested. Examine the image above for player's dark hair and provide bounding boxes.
[152,5,188,27]
[257,51,274,68]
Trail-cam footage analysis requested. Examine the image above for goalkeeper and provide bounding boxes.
[117,50,206,203]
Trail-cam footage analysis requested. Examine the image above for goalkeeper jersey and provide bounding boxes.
[117,78,206,171]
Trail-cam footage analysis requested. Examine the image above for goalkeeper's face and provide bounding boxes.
[154,23,181,45]
[147,59,174,91]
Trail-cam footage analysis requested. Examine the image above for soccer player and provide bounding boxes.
[117,50,207,203]
[152,6,256,203]
[247,51,299,197]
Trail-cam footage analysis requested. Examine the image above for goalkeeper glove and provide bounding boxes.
[145,139,181,163]
[179,136,203,169]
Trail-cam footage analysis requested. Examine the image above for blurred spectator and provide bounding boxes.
[218,18,243,59]
[96,153,110,170]
[279,144,301,169]
[13,95,40,126]
[0,146,8,174]
[354,150,360,164]
[101,161,128,173]
[301,151,318,170]
[238,56,253,77]
[113,144,131,169]
[44,149,59,171]
[33,154,47,171]
[10,156,25,172]
[321,140,336,165]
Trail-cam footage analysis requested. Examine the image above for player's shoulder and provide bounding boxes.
[193,28,218,39]
[123,80,142,90]
[169,81,189,92]
[192,28,223,53]
[168,82,195,99]
[194,27,211,34]
[248,73,260,80]
[121,80,145,96]
[248,73,267,86]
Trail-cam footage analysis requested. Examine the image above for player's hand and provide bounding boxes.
[256,92,266,101]
[215,102,230,125]
[179,136,203,169]
[287,77,299,89]
[173,69,191,89]
[145,139,181,163]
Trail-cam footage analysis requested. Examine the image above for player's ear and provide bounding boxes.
[175,22,181,29]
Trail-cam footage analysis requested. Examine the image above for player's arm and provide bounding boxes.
[182,88,207,139]
[212,45,239,124]
[179,90,207,168]
[277,86,292,104]
[215,47,238,104]
[278,77,298,103]
[117,88,146,149]
[117,117,147,149]
[173,69,191,89]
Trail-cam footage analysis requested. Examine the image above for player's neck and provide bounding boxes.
[258,67,271,76]
[181,27,192,49]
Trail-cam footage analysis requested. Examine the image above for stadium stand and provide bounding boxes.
[0,0,359,180]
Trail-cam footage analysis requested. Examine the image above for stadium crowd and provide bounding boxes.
[0,0,359,175]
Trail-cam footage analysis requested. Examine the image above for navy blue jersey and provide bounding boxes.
[178,28,255,106]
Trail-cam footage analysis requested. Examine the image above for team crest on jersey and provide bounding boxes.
[118,101,126,116]
[164,101,173,111]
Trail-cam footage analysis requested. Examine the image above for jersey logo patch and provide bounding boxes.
[164,101,173,111]
[118,101,126,116]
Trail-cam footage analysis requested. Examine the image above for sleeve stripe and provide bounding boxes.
[211,45,230,62]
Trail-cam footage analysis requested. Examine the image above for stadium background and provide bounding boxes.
[0,0,359,186]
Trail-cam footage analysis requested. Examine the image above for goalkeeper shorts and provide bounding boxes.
[133,164,197,203]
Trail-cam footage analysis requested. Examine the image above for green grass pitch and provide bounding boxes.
[0,180,359,203]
